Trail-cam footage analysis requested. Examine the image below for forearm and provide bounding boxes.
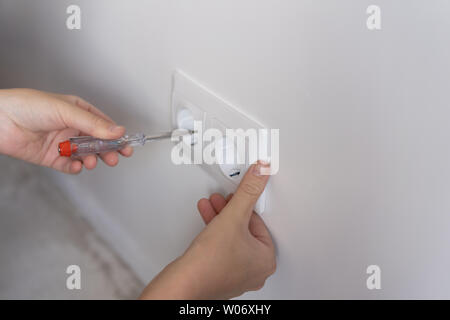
[0,90,20,157]
[140,255,201,300]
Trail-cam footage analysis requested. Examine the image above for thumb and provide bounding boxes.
[58,101,125,139]
[226,161,270,221]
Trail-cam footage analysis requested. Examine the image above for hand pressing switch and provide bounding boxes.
[215,136,267,214]
[140,161,275,300]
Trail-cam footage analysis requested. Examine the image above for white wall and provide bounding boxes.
[1,0,450,298]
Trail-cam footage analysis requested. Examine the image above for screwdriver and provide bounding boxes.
[58,130,193,157]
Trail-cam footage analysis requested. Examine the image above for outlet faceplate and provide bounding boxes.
[171,70,268,214]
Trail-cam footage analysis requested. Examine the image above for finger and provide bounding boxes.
[225,193,234,202]
[197,198,217,225]
[81,155,97,170]
[57,101,125,139]
[119,145,133,157]
[69,160,83,174]
[249,212,274,248]
[53,94,114,123]
[209,193,227,213]
[226,161,270,221]
[50,157,82,174]
[99,151,119,167]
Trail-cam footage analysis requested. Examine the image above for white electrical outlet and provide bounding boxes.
[171,70,268,214]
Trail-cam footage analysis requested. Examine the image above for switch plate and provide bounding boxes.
[171,70,268,214]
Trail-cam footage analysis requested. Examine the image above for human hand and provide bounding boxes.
[140,161,276,299]
[0,88,132,174]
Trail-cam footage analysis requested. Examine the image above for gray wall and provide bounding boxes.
[1,0,450,298]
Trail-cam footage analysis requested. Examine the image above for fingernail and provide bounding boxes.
[252,160,270,176]
[110,125,124,133]
[258,159,271,166]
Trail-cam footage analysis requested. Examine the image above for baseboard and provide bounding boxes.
[48,171,157,285]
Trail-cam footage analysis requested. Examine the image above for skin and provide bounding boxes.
[140,161,276,299]
[0,88,276,299]
[0,88,133,173]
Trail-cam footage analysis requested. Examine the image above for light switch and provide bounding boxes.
[171,70,269,215]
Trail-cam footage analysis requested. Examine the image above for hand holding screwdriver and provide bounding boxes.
[0,89,132,173]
